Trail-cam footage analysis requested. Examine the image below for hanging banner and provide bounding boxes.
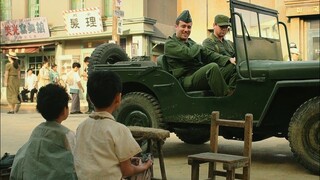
[1,17,50,42]
[63,7,103,36]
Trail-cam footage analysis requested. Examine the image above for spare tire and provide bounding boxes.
[88,43,129,74]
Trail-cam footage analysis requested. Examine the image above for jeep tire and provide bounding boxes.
[175,127,210,144]
[288,96,320,175]
[114,92,162,128]
[88,43,128,74]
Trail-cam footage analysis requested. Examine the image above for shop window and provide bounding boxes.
[28,55,55,76]
[104,0,113,18]
[29,0,39,18]
[0,0,11,21]
[120,38,126,51]
[71,0,84,10]
[307,19,320,60]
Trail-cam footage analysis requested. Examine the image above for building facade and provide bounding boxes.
[0,0,177,101]
[1,0,319,102]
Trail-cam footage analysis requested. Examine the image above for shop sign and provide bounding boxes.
[63,7,103,36]
[1,17,50,42]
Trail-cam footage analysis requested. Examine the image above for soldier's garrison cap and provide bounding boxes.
[176,10,192,24]
[214,14,231,26]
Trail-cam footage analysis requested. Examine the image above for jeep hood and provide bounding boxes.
[239,60,320,80]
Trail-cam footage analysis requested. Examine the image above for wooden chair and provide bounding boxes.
[188,111,253,180]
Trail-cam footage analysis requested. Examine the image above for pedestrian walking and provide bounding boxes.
[37,59,50,89]
[82,56,94,113]
[4,52,21,114]
[66,62,84,114]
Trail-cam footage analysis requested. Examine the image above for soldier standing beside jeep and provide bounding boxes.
[164,10,233,96]
[203,14,237,89]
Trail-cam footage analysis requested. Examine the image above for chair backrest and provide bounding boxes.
[156,55,170,72]
[210,111,253,158]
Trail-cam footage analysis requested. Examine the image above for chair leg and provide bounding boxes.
[243,166,250,180]
[208,162,216,180]
[157,140,167,180]
[147,139,154,178]
[191,163,200,180]
[226,169,235,180]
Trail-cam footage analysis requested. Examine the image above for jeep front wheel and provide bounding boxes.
[114,92,162,128]
[288,96,320,175]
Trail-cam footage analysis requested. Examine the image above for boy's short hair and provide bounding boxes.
[36,84,69,121]
[72,62,81,68]
[27,68,33,73]
[51,63,57,68]
[87,71,122,108]
[84,56,90,63]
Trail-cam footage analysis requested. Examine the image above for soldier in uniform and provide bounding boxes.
[203,14,237,89]
[164,10,234,96]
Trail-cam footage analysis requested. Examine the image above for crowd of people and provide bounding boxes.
[4,54,92,115]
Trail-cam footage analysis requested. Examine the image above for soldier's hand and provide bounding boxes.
[229,57,236,65]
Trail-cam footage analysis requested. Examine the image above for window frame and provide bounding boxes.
[28,0,40,18]
[0,0,12,21]
[103,0,113,18]
[71,0,85,10]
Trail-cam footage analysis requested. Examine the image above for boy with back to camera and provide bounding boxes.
[74,71,152,180]
[10,84,77,180]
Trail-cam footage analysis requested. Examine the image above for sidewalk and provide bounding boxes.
[1,99,89,113]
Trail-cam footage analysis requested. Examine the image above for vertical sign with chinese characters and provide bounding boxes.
[1,17,50,42]
[63,7,103,36]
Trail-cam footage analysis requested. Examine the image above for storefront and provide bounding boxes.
[284,0,320,60]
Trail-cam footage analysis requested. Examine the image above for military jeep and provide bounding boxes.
[88,0,319,174]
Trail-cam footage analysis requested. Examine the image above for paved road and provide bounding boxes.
[1,104,318,180]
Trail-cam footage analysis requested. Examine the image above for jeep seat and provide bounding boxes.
[157,55,170,72]
[157,55,214,97]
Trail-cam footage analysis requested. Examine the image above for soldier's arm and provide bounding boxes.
[164,40,202,62]
[202,39,231,66]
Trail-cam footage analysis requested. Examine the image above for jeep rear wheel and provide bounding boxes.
[175,127,210,144]
[288,96,320,175]
[114,92,162,128]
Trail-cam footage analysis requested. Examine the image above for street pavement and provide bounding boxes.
[0,103,319,180]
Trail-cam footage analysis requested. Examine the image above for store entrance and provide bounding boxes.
[307,19,320,60]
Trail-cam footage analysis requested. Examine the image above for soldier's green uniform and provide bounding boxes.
[164,10,231,96]
[202,15,237,88]
[203,34,237,88]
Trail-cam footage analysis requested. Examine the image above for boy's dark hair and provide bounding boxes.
[27,68,33,73]
[84,56,90,63]
[72,62,81,68]
[36,84,69,121]
[87,71,122,108]
[51,63,57,68]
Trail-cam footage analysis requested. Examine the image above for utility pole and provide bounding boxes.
[112,0,120,45]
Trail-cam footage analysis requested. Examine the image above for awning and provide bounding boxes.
[1,42,55,54]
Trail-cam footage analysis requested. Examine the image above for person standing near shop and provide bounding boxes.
[22,68,38,102]
[49,63,60,84]
[202,14,237,89]
[82,56,94,114]
[67,62,85,114]
[38,60,50,89]
[4,52,21,114]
